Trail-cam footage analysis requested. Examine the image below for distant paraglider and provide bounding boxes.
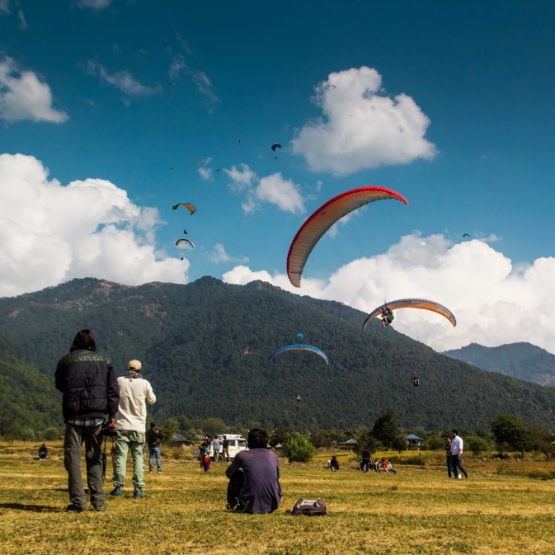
[271,143,282,152]
[463,234,470,238]
[176,238,195,248]
[362,299,457,331]
[183,230,188,234]
[297,333,304,339]
[269,344,329,365]
[287,187,408,287]
[296,394,302,403]
[412,376,420,387]
[168,82,175,87]
[172,202,196,214]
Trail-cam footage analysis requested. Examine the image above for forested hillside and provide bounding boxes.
[444,342,555,387]
[1,277,555,431]
[0,335,62,435]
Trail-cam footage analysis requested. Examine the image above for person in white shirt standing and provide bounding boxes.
[450,429,469,479]
[110,360,156,499]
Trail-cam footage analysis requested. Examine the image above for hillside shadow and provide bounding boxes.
[0,503,61,513]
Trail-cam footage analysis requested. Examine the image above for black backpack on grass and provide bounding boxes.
[289,498,327,516]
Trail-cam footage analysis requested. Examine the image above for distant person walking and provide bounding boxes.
[55,329,119,512]
[111,360,156,499]
[212,436,222,461]
[450,429,468,479]
[445,437,454,479]
[222,436,230,462]
[200,435,211,472]
[146,422,162,473]
[361,449,371,473]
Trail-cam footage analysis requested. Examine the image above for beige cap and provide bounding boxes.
[128,359,142,371]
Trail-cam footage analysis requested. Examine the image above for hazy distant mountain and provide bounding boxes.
[2,278,555,431]
[444,342,555,387]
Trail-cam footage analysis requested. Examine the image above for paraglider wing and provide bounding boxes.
[297,332,304,339]
[362,299,456,332]
[463,234,470,238]
[168,82,175,86]
[175,238,195,248]
[271,143,282,152]
[268,344,329,365]
[172,202,196,214]
[287,187,408,287]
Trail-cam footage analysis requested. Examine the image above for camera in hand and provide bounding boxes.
[100,422,118,438]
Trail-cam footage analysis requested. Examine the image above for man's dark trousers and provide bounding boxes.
[451,454,468,478]
[64,423,105,507]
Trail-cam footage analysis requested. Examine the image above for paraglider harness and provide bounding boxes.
[286,498,327,516]
[100,423,117,482]
[412,376,420,387]
[381,307,394,327]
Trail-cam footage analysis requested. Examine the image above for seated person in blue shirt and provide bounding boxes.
[38,444,48,460]
[225,428,281,514]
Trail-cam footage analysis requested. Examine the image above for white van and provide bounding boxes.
[194,434,247,461]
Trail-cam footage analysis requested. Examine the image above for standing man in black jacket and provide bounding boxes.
[55,329,119,512]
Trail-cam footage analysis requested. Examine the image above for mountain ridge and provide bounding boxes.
[1,277,555,431]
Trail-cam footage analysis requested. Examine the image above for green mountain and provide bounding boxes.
[444,342,555,387]
[1,277,555,431]
[0,335,62,435]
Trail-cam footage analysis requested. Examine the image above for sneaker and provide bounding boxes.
[109,488,123,496]
[157,469,162,473]
[457,475,462,479]
[66,503,87,513]
[149,470,153,473]
[133,488,144,499]
[449,477,452,479]
[93,503,109,511]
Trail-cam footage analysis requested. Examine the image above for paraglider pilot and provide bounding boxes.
[381,308,394,327]
[412,376,420,387]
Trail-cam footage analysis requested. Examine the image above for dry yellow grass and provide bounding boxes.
[1,443,555,554]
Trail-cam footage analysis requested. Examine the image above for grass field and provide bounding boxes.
[1,443,555,554]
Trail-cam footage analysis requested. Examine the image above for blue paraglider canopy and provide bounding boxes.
[269,344,329,365]
[297,332,304,339]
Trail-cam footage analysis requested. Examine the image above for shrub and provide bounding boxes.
[42,427,60,441]
[466,436,490,456]
[287,436,315,463]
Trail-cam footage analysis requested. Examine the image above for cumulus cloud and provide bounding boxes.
[0,153,188,297]
[292,67,437,175]
[223,233,555,355]
[0,0,9,14]
[169,53,219,112]
[77,0,113,9]
[0,57,68,123]
[86,60,161,98]
[208,243,249,265]
[197,157,213,181]
[225,164,305,215]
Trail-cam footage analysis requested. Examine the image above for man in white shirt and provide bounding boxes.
[110,360,156,498]
[212,437,222,462]
[450,429,469,479]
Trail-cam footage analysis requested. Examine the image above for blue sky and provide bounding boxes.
[2,0,555,351]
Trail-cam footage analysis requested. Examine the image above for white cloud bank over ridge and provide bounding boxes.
[223,233,555,355]
[0,153,188,297]
[292,67,436,175]
[208,243,249,265]
[225,164,305,215]
[0,57,68,123]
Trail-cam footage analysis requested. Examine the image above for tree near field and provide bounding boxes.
[355,429,380,455]
[466,436,491,456]
[310,430,334,449]
[287,436,315,463]
[392,435,407,453]
[269,426,290,448]
[372,409,401,448]
[491,415,532,457]
[159,417,179,444]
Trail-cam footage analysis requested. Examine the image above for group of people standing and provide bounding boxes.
[199,435,231,472]
[55,329,158,511]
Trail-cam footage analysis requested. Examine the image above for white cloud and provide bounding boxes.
[208,243,249,265]
[0,57,68,123]
[0,0,9,14]
[17,9,27,29]
[86,60,161,97]
[0,153,188,297]
[169,54,219,112]
[292,67,437,175]
[223,233,555,355]
[225,164,305,215]
[77,0,113,9]
[197,157,213,181]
